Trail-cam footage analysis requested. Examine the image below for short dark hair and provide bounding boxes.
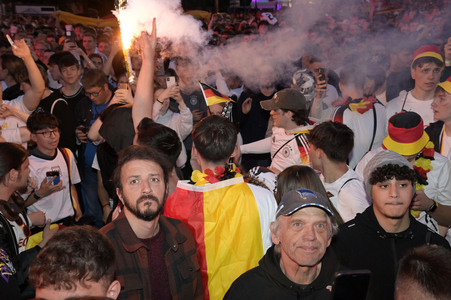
[412,56,444,69]
[368,164,416,186]
[309,121,354,163]
[27,111,59,133]
[29,226,115,291]
[0,142,28,184]
[280,108,308,126]
[48,52,66,66]
[136,118,182,168]
[396,245,451,299]
[57,52,80,70]
[81,69,108,89]
[113,145,171,191]
[192,115,237,164]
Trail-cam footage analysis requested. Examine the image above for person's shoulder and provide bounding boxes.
[160,215,194,239]
[411,219,450,248]
[224,265,267,300]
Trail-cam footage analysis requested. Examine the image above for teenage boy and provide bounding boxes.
[56,52,86,113]
[26,111,82,225]
[332,150,450,300]
[386,45,444,127]
[75,69,114,228]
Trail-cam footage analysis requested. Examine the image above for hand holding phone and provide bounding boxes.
[46,171,60,185]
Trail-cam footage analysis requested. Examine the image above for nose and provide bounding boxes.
[303,224,317,241]
[142,179,153,194]
[389,184,399,198]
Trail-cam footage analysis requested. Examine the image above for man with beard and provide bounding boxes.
[331,150,450,300]
[100,145,203,300]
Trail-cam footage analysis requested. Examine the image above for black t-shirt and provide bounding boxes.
[38,90,77,153]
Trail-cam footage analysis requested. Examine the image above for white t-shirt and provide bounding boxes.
[241,125,313,173]
[386,91,434,128]
[321,168,370,222]
[27,149,81,223]
[0,95,33,145]
[331,101,386,169]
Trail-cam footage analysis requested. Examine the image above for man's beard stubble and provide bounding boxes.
[123,194,164,222]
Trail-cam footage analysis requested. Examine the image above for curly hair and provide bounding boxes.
[369,164,416,186]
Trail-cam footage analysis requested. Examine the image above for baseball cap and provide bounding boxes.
[276,189,334,218]
[260,88,307,111]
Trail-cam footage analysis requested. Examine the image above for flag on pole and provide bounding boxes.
[199,82,235,106]
[164,177,264,300]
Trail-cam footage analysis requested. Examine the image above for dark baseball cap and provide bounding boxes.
[260,88,307,111]
[276,189,334,218]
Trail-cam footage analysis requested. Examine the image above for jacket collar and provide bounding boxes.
[115,210,187,253]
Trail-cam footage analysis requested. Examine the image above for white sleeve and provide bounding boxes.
[338,181,371,222]
[240,137,272,154]
[176,107,193,140]
[426,156,451,205]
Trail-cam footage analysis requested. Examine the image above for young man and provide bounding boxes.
[426,76,451,161]
[100,145,202,299]
[309,121,370,222]
[356,112,451,235]
[240,88,313,174]
[26,112,82,224]
[76,68,114,228]
[331,64,386,169]
[386,45,444,127]
[332,150,450,300]
[165,115,277,299]
[56,52,86,113]
[29,226,121,300]
[0,142,58,297]
[0,39,45,145]
[225,189,339,299]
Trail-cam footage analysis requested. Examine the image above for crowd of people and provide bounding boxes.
[0,1,451,299]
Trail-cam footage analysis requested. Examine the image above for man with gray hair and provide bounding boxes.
[332,150,450,300]
[225,189,339,299]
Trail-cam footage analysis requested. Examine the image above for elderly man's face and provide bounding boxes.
[272,207,331,268]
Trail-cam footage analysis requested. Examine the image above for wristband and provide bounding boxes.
[34,191,42,200]
[425,200,438,213]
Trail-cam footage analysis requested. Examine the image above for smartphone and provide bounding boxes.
[318,68,326,82]
[331,269,371,300]
[166,76,176,88]
[46,171,60,185]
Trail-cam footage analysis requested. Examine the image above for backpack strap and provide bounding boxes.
[58,148,78,214]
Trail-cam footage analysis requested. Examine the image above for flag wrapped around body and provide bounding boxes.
[199,82,234,106]
[164,176,264,300]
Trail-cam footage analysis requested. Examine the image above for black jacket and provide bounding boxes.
[331,206,450,300]
[425,120,444,154]
[225,245,339,300]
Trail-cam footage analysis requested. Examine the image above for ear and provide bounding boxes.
[116,188,124,205]
[9,168,18,182]
[230,144,239,158]
[270,222,280,245]
[30,133,37,143]
[106,280,121,299]
[410,67,416,80]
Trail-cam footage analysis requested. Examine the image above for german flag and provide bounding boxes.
[164,177,264,300]
[199,82,235,106]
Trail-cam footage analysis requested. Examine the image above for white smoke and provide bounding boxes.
[113,0,207,49]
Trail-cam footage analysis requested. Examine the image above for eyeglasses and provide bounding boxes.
[35,129,60,138]
[85,88,103,98]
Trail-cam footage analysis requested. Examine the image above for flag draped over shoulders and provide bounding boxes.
[164,176,264,300]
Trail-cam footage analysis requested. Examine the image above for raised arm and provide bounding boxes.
[132,18,156,130]
[11,39,45,111]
